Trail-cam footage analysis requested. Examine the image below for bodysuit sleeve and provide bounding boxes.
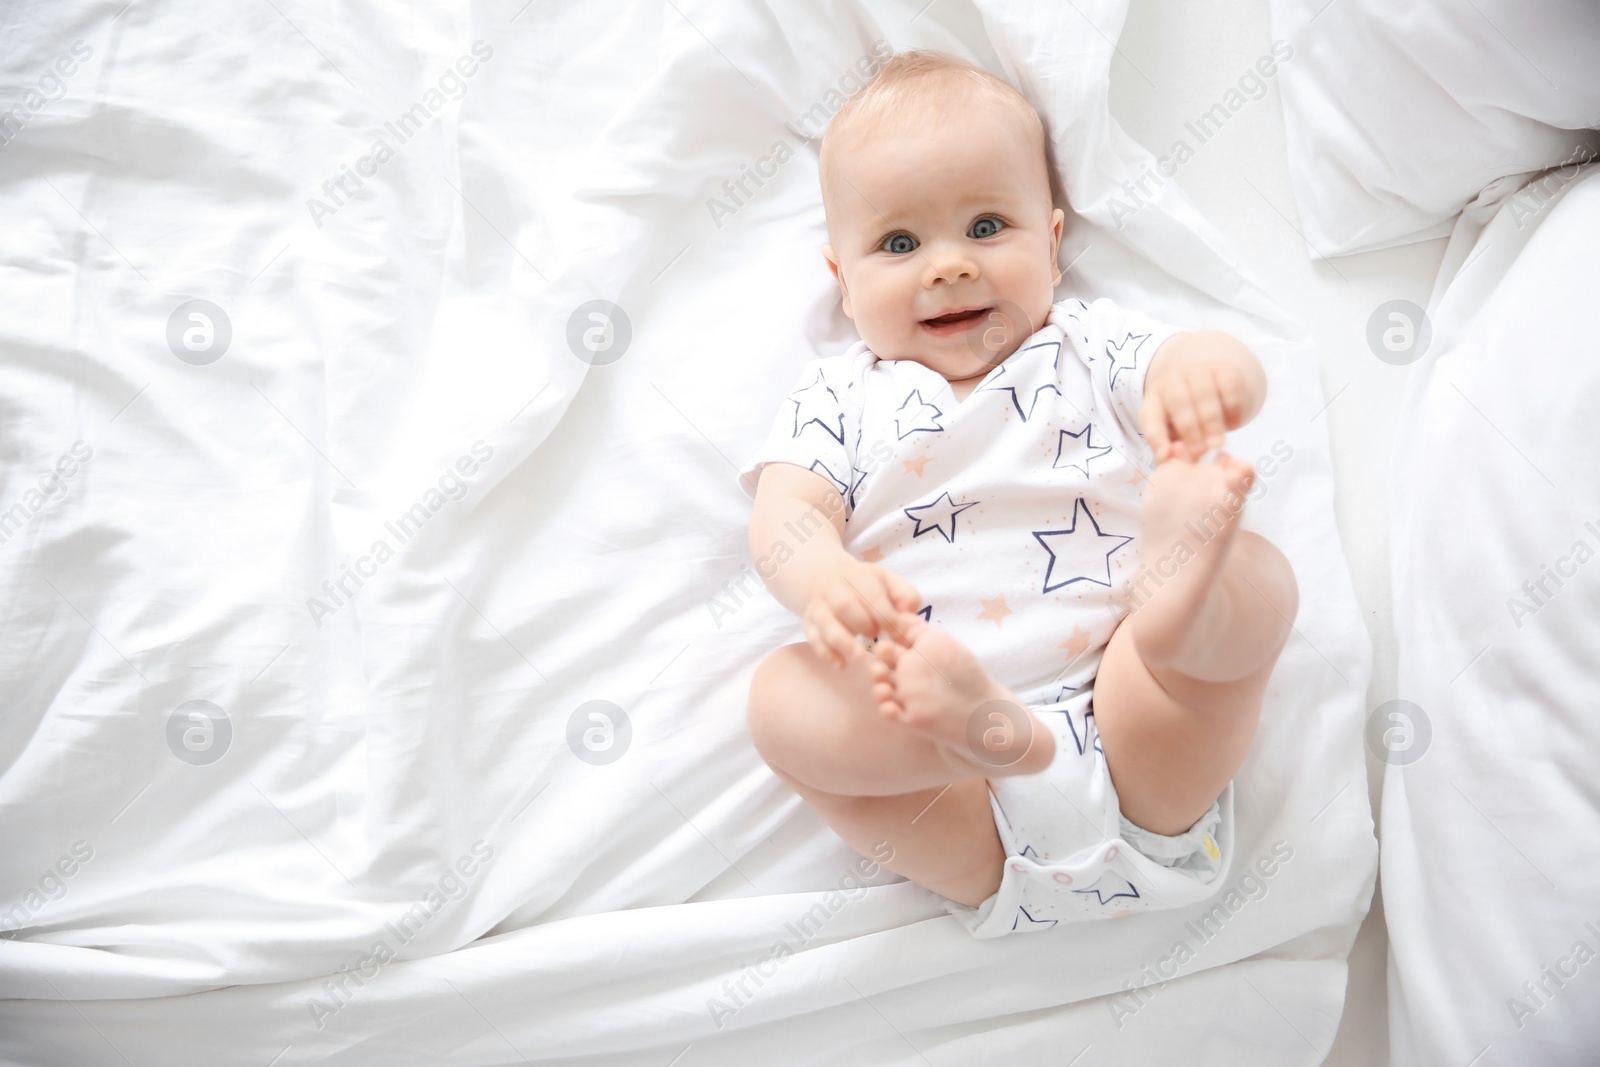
[1057,297,1184,451]
[736,354,861,510]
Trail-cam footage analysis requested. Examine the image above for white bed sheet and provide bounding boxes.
[0,1,1377,1062]
[1383,162,1600,1066]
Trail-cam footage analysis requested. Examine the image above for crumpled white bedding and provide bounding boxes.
[1384,161,1600,1067]
[1268,0,1600,258]
[0,0,1376,1062]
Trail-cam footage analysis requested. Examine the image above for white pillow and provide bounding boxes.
[1268,0,1600,257]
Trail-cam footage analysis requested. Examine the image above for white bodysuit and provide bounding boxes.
[739,297,1234,938]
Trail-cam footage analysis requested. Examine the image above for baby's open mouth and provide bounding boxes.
[921,306,991,331]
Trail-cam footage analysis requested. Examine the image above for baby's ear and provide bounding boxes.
[1050,207,1065,249]
[1049,208,1066,283]
[822,244,853,318]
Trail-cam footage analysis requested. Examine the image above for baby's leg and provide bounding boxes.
[747,641,1047,906]
[1094,455,1300,836]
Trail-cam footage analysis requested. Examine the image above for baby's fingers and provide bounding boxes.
[857,582,901,639]
[879,568,922,616]
[825,585,878,639]
[801,614,831,666]
[1165,380,1209,458]
[803,609,851,669]
[1140,393,1174,462]
[1215,365,1248,427]
[1193,374,1228,450]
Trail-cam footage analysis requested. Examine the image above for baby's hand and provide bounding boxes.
[1140,331,1267,463]
[803,557,921,670]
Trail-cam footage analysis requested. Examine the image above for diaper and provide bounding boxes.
[940,687,1234,938]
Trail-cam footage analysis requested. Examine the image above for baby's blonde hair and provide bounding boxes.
[818,49,1051,205]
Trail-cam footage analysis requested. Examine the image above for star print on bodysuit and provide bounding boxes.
[1037,683,1101,757]
[894,389,945,439]
[1032,497,1135,593]
[809,459,847,497]
[905,492,980,543]
[789,368,845,444]
[973,340,1063,421]
[1012,906,1059,931]
[848,465,871,510]
[1066,704,1101,757]
[1104,331,1152,391]
[1073,872,1142,906]
[1053,423,1114,478]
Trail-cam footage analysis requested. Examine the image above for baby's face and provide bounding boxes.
[822,97,1064,382]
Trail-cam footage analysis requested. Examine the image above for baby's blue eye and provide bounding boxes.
[882,233,918,254]
[970,217,1004,238]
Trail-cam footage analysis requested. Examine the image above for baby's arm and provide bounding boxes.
[750,462,922,670]
[1140,330,1269,462]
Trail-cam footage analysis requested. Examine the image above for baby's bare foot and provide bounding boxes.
[1127,452,1255,672]
[872,615,1054,776]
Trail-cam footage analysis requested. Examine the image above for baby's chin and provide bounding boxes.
[922,324,1033,366]
[868,340,1017,383]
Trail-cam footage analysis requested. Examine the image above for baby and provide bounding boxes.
[738,51,1298,936]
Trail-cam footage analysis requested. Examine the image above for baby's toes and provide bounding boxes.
[873,638,904,668]
[874,686,905,721]
[1191,460,1233,499]
[1218,453,1255,493]
[884,612,920,642]
[888,671,931,721]
[894,693,939,732]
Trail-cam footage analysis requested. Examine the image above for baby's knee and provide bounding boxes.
[1236,531,1299,617]
[749,642,808,703]
[746,643,809,755]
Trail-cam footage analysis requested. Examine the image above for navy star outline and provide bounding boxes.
[1031,497,1135,593]
[1037,687,1100,757]
[904,492,979,544]
[894,388,945,439]
[1104,331,1152,391]
[810,460,848,498]
[847,464,871,511]
[916,604,932,622]
[1049,681,1082,704]
[1012,905,1059,931]
[1067,705,1101,757]
[1073,872,1142,906]
[1053,422,1114,478]
[1018,843,1042,861]
[788,368,845,445]
[973,343,1063,422]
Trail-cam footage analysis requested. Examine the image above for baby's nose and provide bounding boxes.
[923,246,979,284]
